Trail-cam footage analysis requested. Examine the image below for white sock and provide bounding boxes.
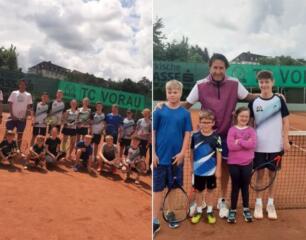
[197,206,203,213]
[256,198,262,205]
[207,205,213,213]
[267,198,274,206]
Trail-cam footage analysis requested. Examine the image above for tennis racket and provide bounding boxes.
[250,151,284,191]
[44,107,65,125]
[162,164,190,224]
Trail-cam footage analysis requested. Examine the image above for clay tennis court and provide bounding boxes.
[156,109,306,240]
[0,113,151,240]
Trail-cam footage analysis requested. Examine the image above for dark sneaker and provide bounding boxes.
[227,209,237,224]
[243,209,253,222]
[166,212,180,229]
[153,222,160,238]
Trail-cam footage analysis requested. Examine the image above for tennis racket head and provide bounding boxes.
[44,116,58,125]
[250,152,284,192]
[162,186,190,224]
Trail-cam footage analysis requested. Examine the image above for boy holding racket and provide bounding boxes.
[31,92,49,145]
[47,90,65,133]
[73,134,94,173]
[0,131,22,166]
[249,70,290,220]
[24,135,46,170]
[153,80,192,235]
[190,110,222,225]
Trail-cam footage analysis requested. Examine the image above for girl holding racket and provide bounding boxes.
[61,99,79,160]
[226,107,256,223]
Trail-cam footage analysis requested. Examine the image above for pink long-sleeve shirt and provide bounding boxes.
[227,126,257,166]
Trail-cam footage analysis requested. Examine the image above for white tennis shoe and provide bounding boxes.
[254,203,263,219]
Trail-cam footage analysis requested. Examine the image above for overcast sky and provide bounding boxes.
[0,0,152,81]
[154,0,306,61]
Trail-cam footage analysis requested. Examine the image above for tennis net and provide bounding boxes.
[182,130,306,209]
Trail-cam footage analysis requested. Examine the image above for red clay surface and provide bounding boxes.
[156,109,306,240]
[0,113,151,240]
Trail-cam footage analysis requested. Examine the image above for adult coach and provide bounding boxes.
[184,53,257,218]
[6,79,33,147]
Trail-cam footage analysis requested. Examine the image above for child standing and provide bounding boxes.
[227,107,256,223]
[249,70,290,220]
[190,110,222,225]
[153,80,192,235]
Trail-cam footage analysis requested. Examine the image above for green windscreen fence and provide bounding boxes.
[0,70,150,111]
[154,61,306,102]
[58,80,146,111]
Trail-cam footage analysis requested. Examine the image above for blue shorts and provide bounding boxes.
[153,164,183,192]
[6,119,26,133]
[221,136,228,160]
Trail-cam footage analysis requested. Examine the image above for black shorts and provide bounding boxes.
[61,128,77,136]
[76,127,88,136]
[92,134,102,145]
[33,127,47,136]
[254,152,282,171]
[194,175,217,191]
[120,138,131,148]
[139,140,148,157]
[48,125,61,133]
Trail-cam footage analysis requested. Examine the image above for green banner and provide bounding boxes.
[227,64,306,87]
[58,80,145,110]
[154,61,306,88]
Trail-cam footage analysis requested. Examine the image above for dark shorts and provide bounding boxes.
[254,152,282,171]
[120,138,131,148]
[221,136,228,160]
[6,119,26,133]
[61,128,77,136]
[76,127,88,136]
[92,134,102,145]
[33,127,47,136]
[120,138,131,155]
[153,164,183,192]
[139,140,148,157]
[194,175,217,191]
[48,125,61,133]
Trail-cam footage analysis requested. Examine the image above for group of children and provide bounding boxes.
[153,70,290,235]
[0,81,152,184]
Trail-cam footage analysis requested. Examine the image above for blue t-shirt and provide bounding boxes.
[191,131,222,176]
[153,105,192,165]
[105,113,123,135]
[76,141,93,161]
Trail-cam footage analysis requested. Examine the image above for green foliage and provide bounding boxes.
[0,45,18,71]
[153,18,209,63]
[258,55,306,66]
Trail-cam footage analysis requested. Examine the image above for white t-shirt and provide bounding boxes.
[249,95,289,153]
[186,77,249,104]
[0,90,3,101]
[136,118,151,140]
[50,100,65,125]
[8,90,33,119]
[34,102,49,127]
[92,112,105,134]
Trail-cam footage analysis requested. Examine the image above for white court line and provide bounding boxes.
[290,126,302,131]
[292,144,306,153]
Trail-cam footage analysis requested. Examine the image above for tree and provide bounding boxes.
[0,44,18,71]
[153,17,166,60]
